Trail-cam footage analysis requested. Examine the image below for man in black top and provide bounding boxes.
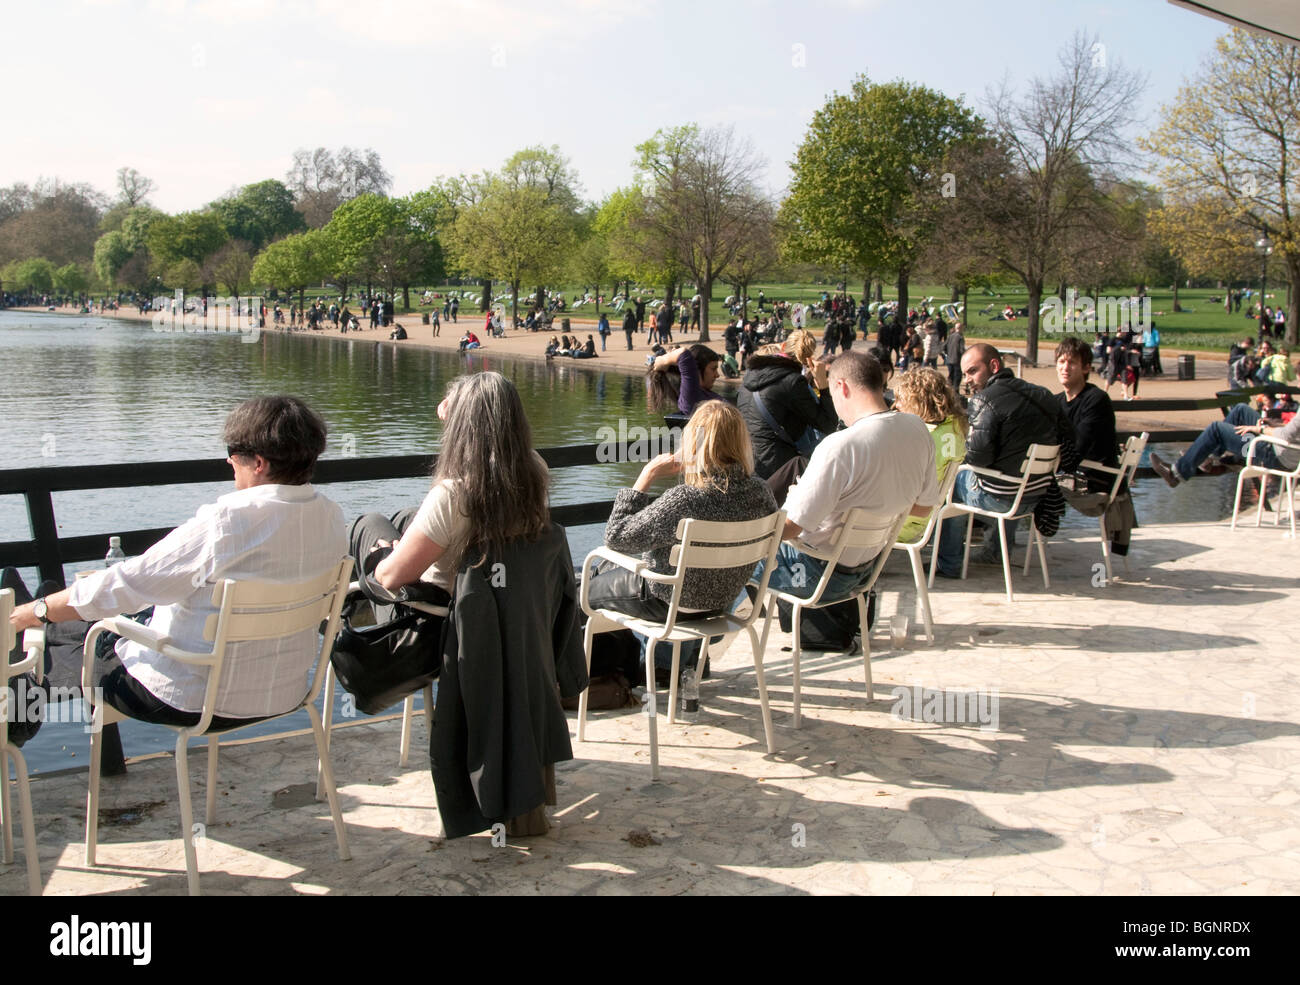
[1056,336,1117,491]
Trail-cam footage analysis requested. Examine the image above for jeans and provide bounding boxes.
[1174,404,1279,479]
[584,562,720,673]
[753,542,874,603]
[935,470,1035,575]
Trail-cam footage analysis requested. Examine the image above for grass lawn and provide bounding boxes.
[277,281,1291,353]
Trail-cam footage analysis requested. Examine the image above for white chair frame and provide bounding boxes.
[316,585,446,801]
[1077,431,1148,583]
[79,558,354,896]
[578,511,785,780]
[1231,433,1300,537]
[1,589,43,895]
[890,465,961,643]
[759,508,909,728]
[928,443,1061,603]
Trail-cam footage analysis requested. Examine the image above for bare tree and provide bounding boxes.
[286,146,392,228]
[116,167,155,207]
[947,32,1147,362]
[637,125,768,342]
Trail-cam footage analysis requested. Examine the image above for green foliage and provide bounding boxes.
[54,262,89,295]
[147,211,228,268]
[4,256,55,292]
[251,229,329,292]
[93,231,133,286]
[210,179,304,251]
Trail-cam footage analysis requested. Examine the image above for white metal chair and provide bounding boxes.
[1231,433,1300,537]
[928,443,1061,603]
[759,508,909,728]
[578,511,785,780]
[316,584,445,801]
[1077,431,1148,582]
[890,465,961,643]
[1,589,42,895]
[80,558,353,896]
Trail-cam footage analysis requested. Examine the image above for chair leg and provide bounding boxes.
[1289,478,1297,538]
[667,642,681,725]
[1022,524,1033,575]
[0,744,12,864]
[8,747,41,895]
[1231,472,1247,530]
[577,618,595,742]
[399,694,415,767]
[1035,527,1050,588]
[316,665,336,802]
[908,547,935,643]
[927,515,943,589]
[998,520,1014,603]
[1255,475,1266,527]
[307,703,351,863]
[961,514,974,580]
[174,735,201,897]
[644,635,661,781]
[422,684,434,737]
[858,593,873,697]
[746,625,776,754]
[205,735,219,827]
[790,605,803,729]
[85,710,103,866]
[1097,515,1113,585]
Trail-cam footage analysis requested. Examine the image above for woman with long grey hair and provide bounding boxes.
[350,371,551,603]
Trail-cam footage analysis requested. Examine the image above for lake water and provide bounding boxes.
[0,310,1231,773]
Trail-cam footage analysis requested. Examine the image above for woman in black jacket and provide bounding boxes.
[735,329,839,479]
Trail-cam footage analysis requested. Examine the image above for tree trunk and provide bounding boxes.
[739,281,748,322]
[595,283,601,315]
[1171,278,1181,314]
[402,284,411,311]
[874,280,883,303]
[534,286,545,312]
[480,278,491,312]
[699,271,712,342]
[951,285,960,303]
[511,281,520,323]
[896,267,910,337]
[864,279,871,301]
[961,286,969,329]
[1025,281,1043,365]
[1286,259,1300,347]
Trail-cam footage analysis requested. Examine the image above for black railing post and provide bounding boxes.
[24,487,65,588]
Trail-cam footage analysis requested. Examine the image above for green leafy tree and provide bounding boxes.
[210,180,305,251]
[251,229,330,309]
[54,262,89,298]
[3,257,55,293]
[1140,29,1300,344]
[93,231,133,286]
[783,76,981,334]
[147,211,228,271]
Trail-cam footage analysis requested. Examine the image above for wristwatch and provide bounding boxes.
[34,598,51,624]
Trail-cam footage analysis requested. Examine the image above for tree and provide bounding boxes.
[287,146,392,227]
[944,33,1146,362]
[210,180,304,251]
[1139,29,1300,344]
[93,230,133,286]
[448,179,574,321]
[597,184,683,303]
[635,125,768,341]
[54,262,89,298]
[205,240,255,296]
[0,178,108,267]
[251,229,329,310]
[568,205,611,312]
[728,200,779,319]
[3,257,55,294]
[146,211,228,270]
[116,168,155,207]
[501,145,582,309]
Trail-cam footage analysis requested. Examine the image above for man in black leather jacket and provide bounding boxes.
[935,343,1078,576]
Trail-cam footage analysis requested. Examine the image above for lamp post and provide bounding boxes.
[1256,233,1273,340]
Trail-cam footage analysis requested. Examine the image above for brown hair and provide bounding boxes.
[893,367,969,436]
[680,400,754,492]
[829,349,884,393]
[222,395,327,485]
[1054,336,1093,378]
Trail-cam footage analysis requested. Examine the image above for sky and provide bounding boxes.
[6,0,1229,212]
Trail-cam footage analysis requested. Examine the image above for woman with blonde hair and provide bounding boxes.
[736,328,839,479]
[891,366,968,543]
[585,400,777,682]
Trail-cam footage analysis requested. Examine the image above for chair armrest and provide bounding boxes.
[956,462,1015,482]
[9,628,43,681]
[1078,459,1121,476]
[406,601,448,617]
[1244,434,1300,468]
[580,546,647,617]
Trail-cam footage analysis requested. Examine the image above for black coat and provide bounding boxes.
[736,354,839,479]
[430,522,589,838]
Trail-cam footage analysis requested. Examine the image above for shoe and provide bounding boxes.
[934,565,963,580]
[967,546,1005,566]
[1150,452,1181,488]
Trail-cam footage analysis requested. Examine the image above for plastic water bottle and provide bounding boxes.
[105,536,126,567]
[679,668,700,723]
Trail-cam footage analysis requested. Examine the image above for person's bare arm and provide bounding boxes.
[782,518,803,541]
[9,588,79,632]
[374,528,445,592]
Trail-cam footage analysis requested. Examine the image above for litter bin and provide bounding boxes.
[1178,354,1195,380]
[561,317,571,333]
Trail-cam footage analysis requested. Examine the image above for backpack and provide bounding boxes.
[776,590,876,651]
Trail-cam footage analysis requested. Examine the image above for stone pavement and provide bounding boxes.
[4,518,1299,896]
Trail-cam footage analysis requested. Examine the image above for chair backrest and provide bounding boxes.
[897,463,963,551]
[1108,432,1148,500]
[992,443,1061,516]
[190,558,353,735]
[796,508,910,607]
[656,511,785,634]
[1,588,14,663]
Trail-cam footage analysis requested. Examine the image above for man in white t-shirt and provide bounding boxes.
[756,350,939,600]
